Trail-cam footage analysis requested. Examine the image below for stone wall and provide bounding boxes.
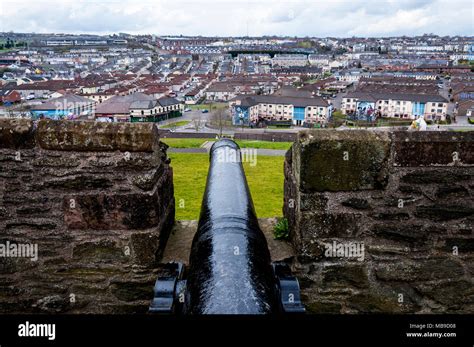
[0,119,174,313]
[284,130,474,313]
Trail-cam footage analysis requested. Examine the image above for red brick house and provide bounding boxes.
[0,90,21,104]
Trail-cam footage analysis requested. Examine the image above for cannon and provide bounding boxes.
[150,139,304,314]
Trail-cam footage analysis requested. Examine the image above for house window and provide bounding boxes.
[438,103,443,107]
[437,109,442,113]
[141,110,144,115]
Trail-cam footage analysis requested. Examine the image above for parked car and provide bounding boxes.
[184,108,191,112]
[201,109,209,113]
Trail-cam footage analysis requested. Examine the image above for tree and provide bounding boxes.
[300,74,311,83]
[192,117,202,132]
[211,108,230,137]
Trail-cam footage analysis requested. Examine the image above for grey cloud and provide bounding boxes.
[0,0,472,36]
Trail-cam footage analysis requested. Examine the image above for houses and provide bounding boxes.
[455,100,474,118]
[95,92,183,122]
[270,65,323,77]
[205,82,240,101]
[335,69,363,83]
[42,35,127,47]
[13,80,79,99]
[308,54,330,66]
[205,76,278,102]
[184,88,204,104]
[466,106,474,118]
[30,94,95,120]
[357,77,438,94]
[414,64,472,75]
[229,87,331,126]
[341,92,449,121]
[80,86,137,104]
[0,90,21,105]
[452,83,474,101]
[77,74,119,94]
[271,54,308,67]
[129,97,183,122]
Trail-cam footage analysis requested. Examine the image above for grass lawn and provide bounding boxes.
[161,138,293,150]
[169,153,284,220]
[160,120,190,129]
[266,125,292,129]
[189,103,228,111]
[235,140,293,150]
[161,138,214,148]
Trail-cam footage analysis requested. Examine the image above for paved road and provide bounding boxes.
[157,110,211,130]
[453,115,470,126]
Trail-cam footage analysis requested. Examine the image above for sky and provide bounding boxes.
[0,0,472,37]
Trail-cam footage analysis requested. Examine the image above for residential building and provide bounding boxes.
[229,87,331,126]
[30,94,95,119]
[341,92,449,121]
[95,92,183,122]
[271,54,308,67]
[129,97,183,122]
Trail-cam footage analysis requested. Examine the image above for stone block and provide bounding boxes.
[110,278,155,302]
[0,118,35,149]
[36,119,160,152]
[415,204,474,221]
[64,193,160,230]
[393,131,474,166]
[300,212,361,238]
[72,240,127,263]
[401,170,471,184]
[296,130,390,192]
[341,197,370,210]
[375,258,464,281]
[322,264,369,289]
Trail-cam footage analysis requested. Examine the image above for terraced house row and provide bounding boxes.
[229,92,332,126]
[341,92,449,121]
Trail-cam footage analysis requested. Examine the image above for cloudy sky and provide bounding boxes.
[0,0,472,37]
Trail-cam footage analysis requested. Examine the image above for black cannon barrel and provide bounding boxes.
[185,139,278,314]
[149,139,304,314]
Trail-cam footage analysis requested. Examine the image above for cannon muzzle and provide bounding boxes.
[150,139,304,314]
